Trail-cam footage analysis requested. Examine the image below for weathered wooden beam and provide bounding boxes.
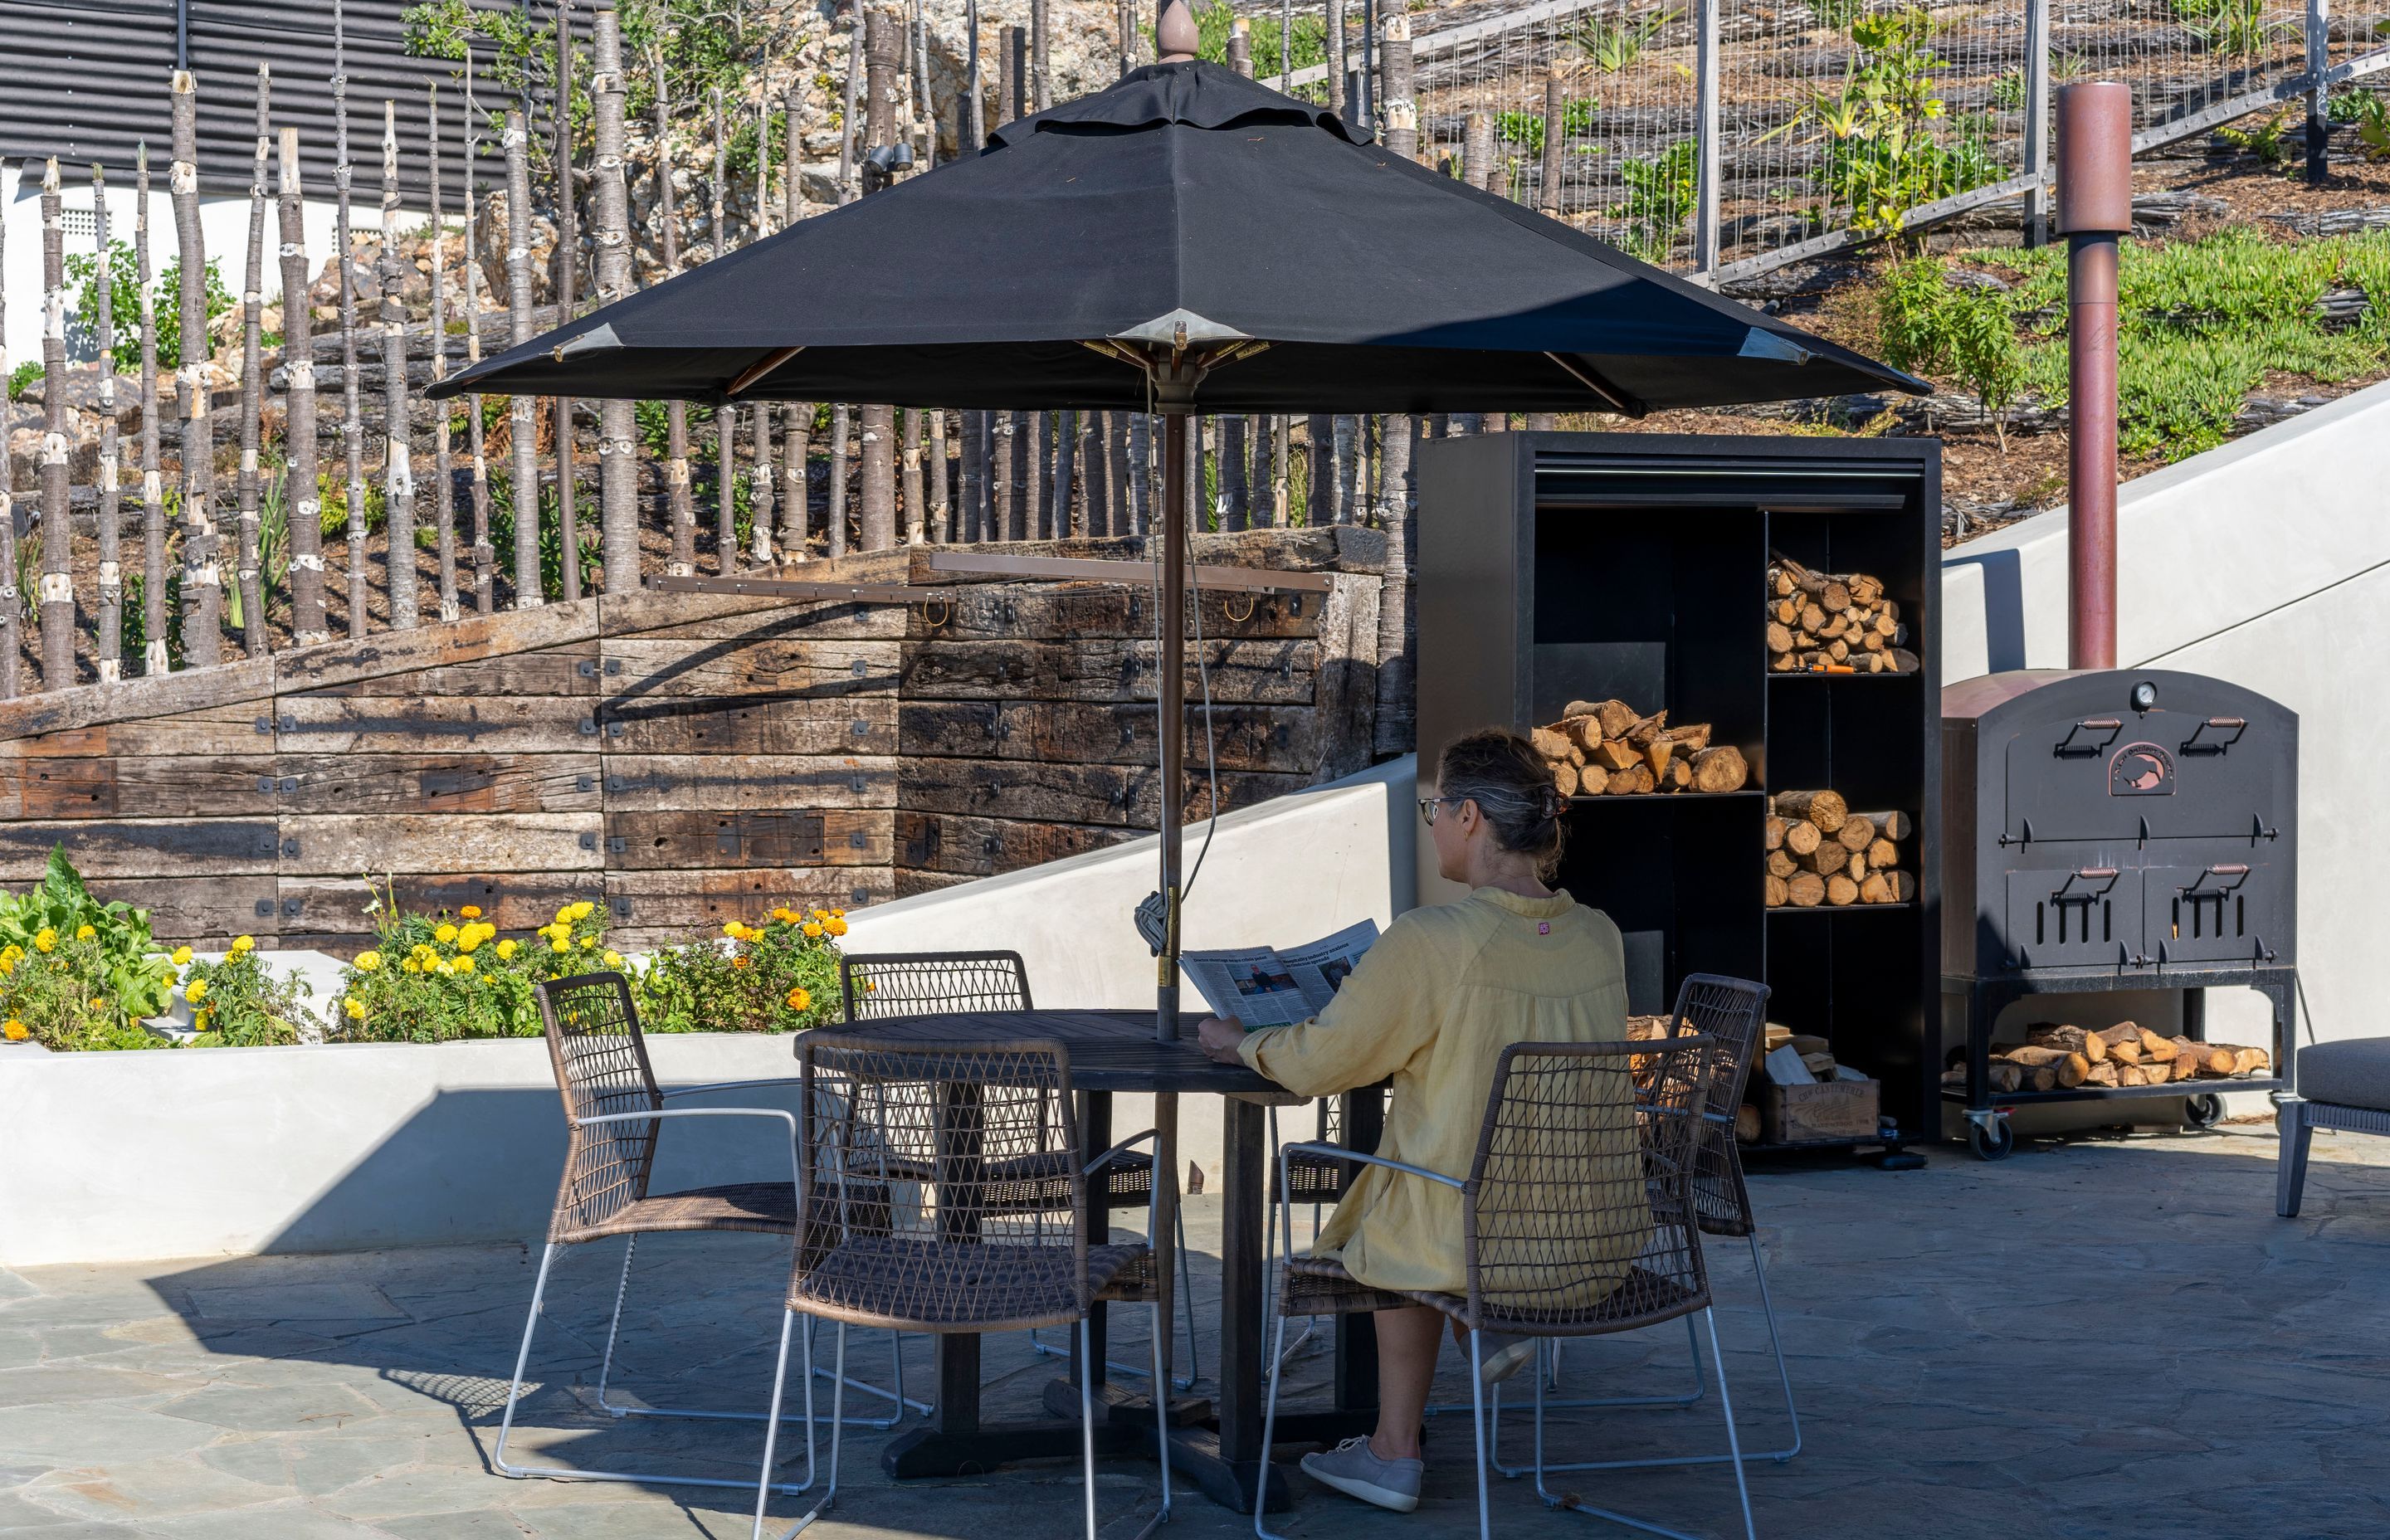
[919,551,1335,593]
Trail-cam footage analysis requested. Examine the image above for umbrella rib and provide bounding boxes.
[725,345,807,399]
[1544,352,1646,419]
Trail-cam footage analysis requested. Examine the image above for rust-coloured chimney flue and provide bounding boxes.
[2056,82,2132,671]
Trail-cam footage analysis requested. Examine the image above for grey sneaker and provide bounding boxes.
[1477,1333,1537,1386]
[1300,1435,1422,1513]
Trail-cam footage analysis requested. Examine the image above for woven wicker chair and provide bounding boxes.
[751,1035,1173,1540]
[1490,972,1799,1475]
[840,950,1198,1388]
[1254,1035,1754,1540]
[492,972,822,1497]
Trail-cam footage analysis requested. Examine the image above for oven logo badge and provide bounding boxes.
[2109,742,2175,797]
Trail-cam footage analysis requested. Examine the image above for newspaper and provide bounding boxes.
[1181,919,1381,1029]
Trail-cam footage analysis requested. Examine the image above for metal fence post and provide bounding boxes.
[2022,0,2051,247]
[2306,0,2331,185]
[1692,0,1720,276]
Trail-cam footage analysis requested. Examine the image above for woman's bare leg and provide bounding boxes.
[1370,1306,1445,1461]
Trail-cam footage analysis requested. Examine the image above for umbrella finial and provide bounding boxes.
[1156,0,1198,62]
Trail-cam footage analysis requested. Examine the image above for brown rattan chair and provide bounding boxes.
[839,949,1198,1387]
[1490,972,1799,1475]
[493,972,822,1497]
[1254,1034,1755,1540]
[750,1035,1173,1540]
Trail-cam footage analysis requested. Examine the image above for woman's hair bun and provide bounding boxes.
[1435,728,1569,876]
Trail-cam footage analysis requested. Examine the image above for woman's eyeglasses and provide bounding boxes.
[1417,796,1465,826]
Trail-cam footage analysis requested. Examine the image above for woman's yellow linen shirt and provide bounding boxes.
[1235,885,1637,1299]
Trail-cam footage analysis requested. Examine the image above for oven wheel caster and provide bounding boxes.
[1967,1118,2014,1162]
[2184,1094,2224,1131]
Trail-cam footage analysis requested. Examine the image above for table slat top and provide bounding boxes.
[796,1008,1278,1094]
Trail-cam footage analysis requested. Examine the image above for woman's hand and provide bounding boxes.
[1195,1014,1248,1065]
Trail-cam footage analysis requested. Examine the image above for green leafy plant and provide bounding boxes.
[1576,8,1676,73]
[0,848,181,1050]
[64,242,233,373]
[7,360,38,398]
[1495,98,1601,159]
[1785,8,1997,239]
[1811,0,1866,29]
[183,935,315,1047]
[632,905,847,1034]
[2217,106,2295,171]
[1614,139,1698,261]
[2172,0,2285,59]
[1875,260,2024,444]
[1195,1,1329,85]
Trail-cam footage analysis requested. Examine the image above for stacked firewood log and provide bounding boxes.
[1767,556,1919,675]
[1764,787,1914,906]
[1529,698,1750,797]
[1941,1021,2275,1094]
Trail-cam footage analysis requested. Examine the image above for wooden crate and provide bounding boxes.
[1759,1079,1880,1146]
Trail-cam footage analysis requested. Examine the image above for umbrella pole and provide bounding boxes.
[1158,409,1188,1045]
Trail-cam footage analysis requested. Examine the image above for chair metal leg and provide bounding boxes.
[497,1241,815,1495]
[1529,1311,1753,1540]
[1036,1208,1198,1391]
[1456,1313,1704,1429]
[1505,1234,1797,1474]
[1252,1307,1295,1540]
[1468,1328,1494,1540]
[758,1319,843,1540]
[802,1318,929,1424]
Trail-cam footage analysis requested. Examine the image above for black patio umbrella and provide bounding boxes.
[429,22,1926,1052]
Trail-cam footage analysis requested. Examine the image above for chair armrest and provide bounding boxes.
[1085,1128,1162,1177]
[1278,1140,1464,1191]
[661,1078,801,1099]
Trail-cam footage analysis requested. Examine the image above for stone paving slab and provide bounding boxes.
[4,1125,2390,1539]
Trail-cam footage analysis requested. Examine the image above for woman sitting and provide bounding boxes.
[1197,728,1637,1515]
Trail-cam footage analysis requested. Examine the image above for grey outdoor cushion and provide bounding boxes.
[2297,1040,2390,1111]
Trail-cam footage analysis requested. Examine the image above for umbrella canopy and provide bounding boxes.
[431,60,1924,416]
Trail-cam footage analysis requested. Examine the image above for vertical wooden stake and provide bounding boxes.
[554,0,582,603]
[859,8,900,551]
[171,77,221,664]
[428,82,460,622]
[504,109,543,607]
[592,0,640,590]
[335,6,372,634]
[655,45,695,578]
[279,129,328,643]
[137,144,168,671]
[380,100,418,628]
[749,80,776,566]
[927,408,949,543]
[0,154,17,696]
[94,165,124,680]
[463,56,495,612]
[236,66,270,654]
[711,89,734,573]
[781,77,811,562]
[38,158,73,685]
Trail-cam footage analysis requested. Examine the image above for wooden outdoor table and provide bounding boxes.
[793,1007,1382,1513]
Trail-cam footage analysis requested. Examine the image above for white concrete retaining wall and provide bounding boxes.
[0,758,1417,1267]
[1940,375,2390,1062]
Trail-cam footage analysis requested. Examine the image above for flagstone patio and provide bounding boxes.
[5,1123,2388,1540]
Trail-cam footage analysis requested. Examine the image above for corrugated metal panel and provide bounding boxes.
[0,0,581,200]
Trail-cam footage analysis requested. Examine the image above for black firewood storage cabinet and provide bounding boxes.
[1415,432,1943,1151]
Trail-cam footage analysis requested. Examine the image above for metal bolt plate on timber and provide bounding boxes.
[607,836,627,855]
[578,832,598,851]
[851,719,871,737]
[257,776,276,792]
[282,899,302,918]
[851,659,869,676]
[611,899,633,919]
[577,775,596,793]
[280,838,300,859]
[255,717,273,735]
[578,659,598,677]
[606,721,625,738]
[851,776,867,794]
[578,719,598,736]
[606,659,622,676]
[255,899,275,918]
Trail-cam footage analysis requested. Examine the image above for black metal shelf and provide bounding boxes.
[1417,431,1941,1150]
[1939,1076,2283,1108]
[1767,670,1921,681]
[1768,901,1916,915]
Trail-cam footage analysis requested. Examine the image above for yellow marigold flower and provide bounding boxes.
[76,924,96,941]
[831,908,846,919]
[435,924,459,944]
[810,908,827,921]
[724,921,746,939]
[864,978,876,992]
[193,1009,211,1030]
[345,997,368,1021]
[456,933,481,954]
[402,958,422,974]
[460,905,483,920]
[602,950,623,968]
[772,908,794,924]
[34,929,56,953]
[0,958,12,977]
[185,977,209,1003]
[496,939,519,960]
[786,987,812,1011]
[731,956,749,969]
[802,921,823,938]
[551,938,570,955]
[355,951,383,972]
[435,960,455,976]
[570,900,594,921]
[90,998,108,1012]
[172,945,193,967]
[232,934,255,953]
[2,1020,25,1042]
[453,955,476,976]
[825,917,848,937]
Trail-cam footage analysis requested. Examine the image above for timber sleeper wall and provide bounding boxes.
[0,529,1388,948]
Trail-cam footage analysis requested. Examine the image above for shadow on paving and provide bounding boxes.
[0,1128,2387,1537]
